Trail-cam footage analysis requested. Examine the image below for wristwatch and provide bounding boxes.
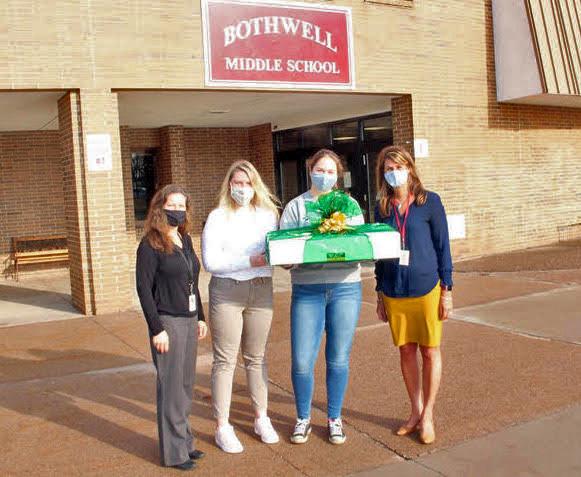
[440,284,453,291]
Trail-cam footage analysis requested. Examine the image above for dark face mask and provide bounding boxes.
[164,209,186,227]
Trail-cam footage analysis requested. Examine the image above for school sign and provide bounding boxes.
[201,0,355,89]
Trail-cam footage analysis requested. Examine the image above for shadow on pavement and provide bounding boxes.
[0,284,72,311]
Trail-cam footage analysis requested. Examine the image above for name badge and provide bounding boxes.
[399,250,410,267]
[189,294,197,312]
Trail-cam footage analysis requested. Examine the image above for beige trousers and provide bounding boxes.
[209,276,274,420]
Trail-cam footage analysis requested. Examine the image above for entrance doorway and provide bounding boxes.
[274,113,393,221]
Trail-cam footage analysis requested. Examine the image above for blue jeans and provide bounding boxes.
[290,282,362,420]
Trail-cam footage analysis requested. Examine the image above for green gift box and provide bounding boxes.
[267,191,401,265]
[267,223,401,265]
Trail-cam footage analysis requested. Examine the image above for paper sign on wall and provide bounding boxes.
[86,134,112,172]
[343,171,352,188]
[448,214,466,240]
[414,138,429,158]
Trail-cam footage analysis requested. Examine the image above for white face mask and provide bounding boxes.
[384,169,409,188]
[230,186,255,206]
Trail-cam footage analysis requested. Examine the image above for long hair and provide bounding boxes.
[217,160,280,216]
[306,148,344,189]
[144,184,193,254]
[375,145,427,218]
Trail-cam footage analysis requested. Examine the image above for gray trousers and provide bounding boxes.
[150,315,198,466]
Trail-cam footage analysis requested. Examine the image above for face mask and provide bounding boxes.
[311,173,337,193]
[164,209,186,227]
[230,186,255,206]
[384,169,409,188]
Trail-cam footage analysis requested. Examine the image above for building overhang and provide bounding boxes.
[492,0,581,108]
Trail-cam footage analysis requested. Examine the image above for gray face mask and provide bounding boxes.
[310,172,337,192]
[230,186,255,206]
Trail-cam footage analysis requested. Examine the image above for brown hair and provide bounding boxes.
[307,148,345,183]
[375,145,427,218]
[144,184,193,254]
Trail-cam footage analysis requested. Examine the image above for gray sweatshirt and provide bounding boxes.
[279,190,364,285]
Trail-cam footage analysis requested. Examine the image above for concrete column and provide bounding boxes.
[58,90,133,315]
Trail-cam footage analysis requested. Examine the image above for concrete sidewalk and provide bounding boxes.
[0,243,580,476]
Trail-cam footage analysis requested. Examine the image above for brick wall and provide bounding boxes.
[1,0,580,264]
[392,95,414,155]
[120,125,274,253]
[0,131,65,257]
[184,127,249,234]
[249,124,276,192]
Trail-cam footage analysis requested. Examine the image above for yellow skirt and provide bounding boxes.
[381,282,442,347]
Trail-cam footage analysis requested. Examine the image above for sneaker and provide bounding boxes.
[328,418,346,445]
[290,418,312,444]
[254,416,280,444]
[215,424,244,453]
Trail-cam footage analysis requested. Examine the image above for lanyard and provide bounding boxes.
[175,235,194,293]
[392,198,411,249]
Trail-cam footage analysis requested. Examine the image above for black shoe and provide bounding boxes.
[189,449,205,460]
[170,459,196,471]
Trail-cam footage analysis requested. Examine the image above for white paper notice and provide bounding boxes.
[343,171,352,188]
[86,134,113,172]
[414,139,429,158]
[448,214,466,240]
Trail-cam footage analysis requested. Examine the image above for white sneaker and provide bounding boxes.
[254,416,280,444]
[328,418,346,445]
[215,424,244,453]
[290,418,312,444]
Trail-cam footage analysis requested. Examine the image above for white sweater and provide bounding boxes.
[202,206,278,281]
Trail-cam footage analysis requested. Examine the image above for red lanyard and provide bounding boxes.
[392,198,411,248]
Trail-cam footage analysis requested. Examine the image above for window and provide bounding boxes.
[131,150,157,221]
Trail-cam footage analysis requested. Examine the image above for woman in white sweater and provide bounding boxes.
[202,160,279,454]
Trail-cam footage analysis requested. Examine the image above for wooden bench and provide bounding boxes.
[11,235,69,280]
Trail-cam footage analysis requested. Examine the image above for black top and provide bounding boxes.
[136,234,205,336]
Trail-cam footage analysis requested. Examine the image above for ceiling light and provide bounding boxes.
[208,109,231,114]
[333,136,357,141]
[364,126,389,131]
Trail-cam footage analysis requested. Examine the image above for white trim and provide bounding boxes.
[200,0,356,90]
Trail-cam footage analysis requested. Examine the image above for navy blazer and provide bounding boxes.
[374,191,453,298]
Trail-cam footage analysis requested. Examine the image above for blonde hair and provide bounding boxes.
[218,160,280,216]
[375,145,427,218]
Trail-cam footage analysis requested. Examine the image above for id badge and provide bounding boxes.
[189,294,197,312]
[399,250,410,266]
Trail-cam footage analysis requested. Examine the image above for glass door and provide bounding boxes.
[331,120,369,221]
[274,113,393,221]
[362,116,393,221]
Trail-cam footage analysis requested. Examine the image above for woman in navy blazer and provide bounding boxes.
[374,145,453,445]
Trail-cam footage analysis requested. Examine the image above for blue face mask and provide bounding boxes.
[384,169,409,188]
[311,172,337,192]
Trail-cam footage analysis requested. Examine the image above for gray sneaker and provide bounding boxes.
[290,418,312,444]
[328,418,346,445]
